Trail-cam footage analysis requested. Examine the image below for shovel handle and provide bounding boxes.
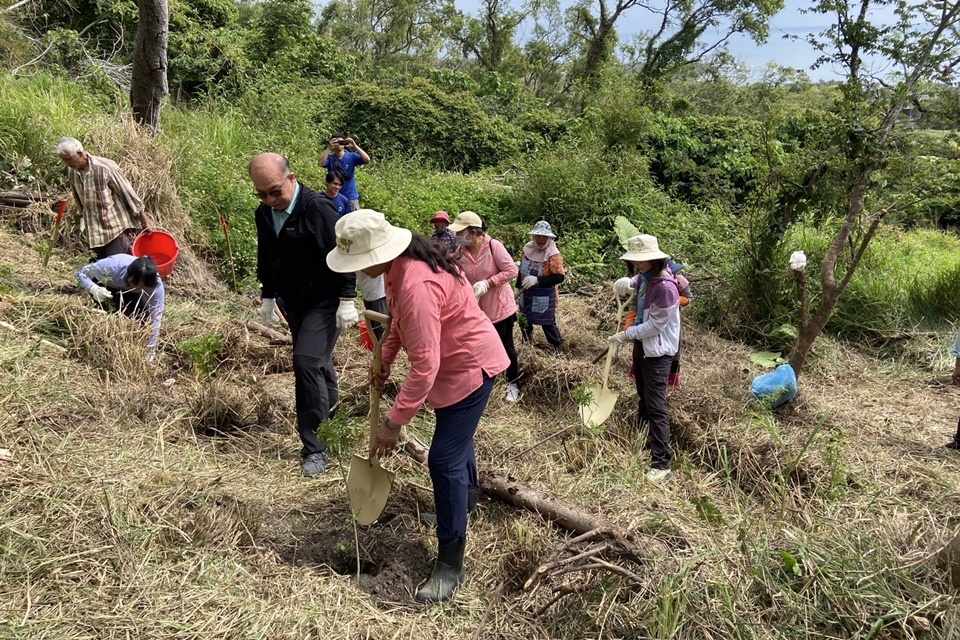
[366,310,392,457]
[599,289,635,390]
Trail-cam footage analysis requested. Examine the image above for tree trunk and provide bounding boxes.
[131,0,169,132]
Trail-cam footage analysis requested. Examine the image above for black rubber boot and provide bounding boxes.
[419,487,479,527]
[415,535,466,604]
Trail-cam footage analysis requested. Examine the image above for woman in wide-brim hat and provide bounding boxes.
[516,220,566,348]
[326,209,509,604]
[609,234,681,483]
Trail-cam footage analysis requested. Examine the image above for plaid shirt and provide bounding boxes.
[67,154,145,248]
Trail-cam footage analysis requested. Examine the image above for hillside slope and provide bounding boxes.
[1,222,959,639]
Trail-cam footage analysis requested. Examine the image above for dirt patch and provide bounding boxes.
[259,487,435,604]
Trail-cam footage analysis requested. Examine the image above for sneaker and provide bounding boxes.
[302,451,329,477]
[505,383,520,403]
[646,468,673,482]
[945,441,960,450]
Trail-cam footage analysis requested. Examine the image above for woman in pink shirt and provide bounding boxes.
[327,209,508,605]
[448,211,521,403]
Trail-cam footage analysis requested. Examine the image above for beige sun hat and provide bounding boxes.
[326,209,413,273]
[447,211,483,233]
[621,234,669,262]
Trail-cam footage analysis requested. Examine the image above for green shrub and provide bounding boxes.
[178,333,225,374]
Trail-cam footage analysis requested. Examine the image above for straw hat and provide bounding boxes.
[528,220,556,238]
[448,211,483,233]
[620,234,669,262]
[326,209,413,273]
[430,211,449,223]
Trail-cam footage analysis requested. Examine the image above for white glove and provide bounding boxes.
[146,349,158,367]
[90,284,112,304]
[473,280,490,299]
[522,275,538,290]
[514,287,522,299]
[608,331,630,344]
[258,298,279,328]
[614,277,635,297]
[336,299,359,329]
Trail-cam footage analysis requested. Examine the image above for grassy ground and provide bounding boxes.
[1,209,960,638]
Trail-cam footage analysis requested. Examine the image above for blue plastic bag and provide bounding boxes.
[751,363,798,409]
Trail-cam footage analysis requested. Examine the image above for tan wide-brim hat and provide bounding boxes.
[621,234,669,262]
[448,210,483,233]
[326,209,413,273]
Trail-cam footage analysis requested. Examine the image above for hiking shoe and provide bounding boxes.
[945,441,960,451]
[646,468,673,482]
[505,383,520,403]
[301,451,329,477]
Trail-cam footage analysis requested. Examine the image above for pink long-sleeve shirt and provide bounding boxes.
[457,235,519,324]
[382,255,510,426]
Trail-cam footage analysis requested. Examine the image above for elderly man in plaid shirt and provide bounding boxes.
[56,137,151,259]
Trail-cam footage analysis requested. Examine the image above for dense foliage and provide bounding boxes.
[1,0,959,350]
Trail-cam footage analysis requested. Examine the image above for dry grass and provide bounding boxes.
[3,211,960,638]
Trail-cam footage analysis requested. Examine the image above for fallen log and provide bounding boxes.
[239,320,291,345]
[400,433,672,610]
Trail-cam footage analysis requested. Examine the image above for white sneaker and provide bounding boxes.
[505,383,520,403]
[646,468,673,482]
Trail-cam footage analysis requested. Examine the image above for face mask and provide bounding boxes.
[455,236,469,247]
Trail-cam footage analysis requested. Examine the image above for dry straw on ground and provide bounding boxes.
[3,123,960,636]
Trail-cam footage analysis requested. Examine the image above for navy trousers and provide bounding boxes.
[282,298,339,457]
[430,374,495,545]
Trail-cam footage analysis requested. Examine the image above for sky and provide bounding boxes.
[454,0,903,82]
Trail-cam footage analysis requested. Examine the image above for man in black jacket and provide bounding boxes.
[250,153,358,476]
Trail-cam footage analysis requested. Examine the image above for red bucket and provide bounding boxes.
[133,229,179,278]
[357,321,374,351]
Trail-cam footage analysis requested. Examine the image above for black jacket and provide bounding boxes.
[256,184,356,311]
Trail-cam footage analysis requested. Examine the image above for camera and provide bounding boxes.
[338,139,350,146]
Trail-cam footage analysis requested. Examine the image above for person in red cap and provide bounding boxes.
[430,211,459,254]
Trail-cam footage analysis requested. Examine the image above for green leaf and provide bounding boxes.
[780,551,802,576]
[750,351,786,368]
[614,215,640,250]
[772,324,798,340]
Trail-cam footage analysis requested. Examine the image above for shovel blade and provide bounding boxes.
[578,385,619,427]
[346,454,396,525]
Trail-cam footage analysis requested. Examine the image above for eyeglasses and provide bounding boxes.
[255,175,291,200]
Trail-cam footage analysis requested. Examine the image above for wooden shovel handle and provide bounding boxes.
[366,310,392,457]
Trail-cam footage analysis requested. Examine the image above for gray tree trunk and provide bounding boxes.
[131,0,169,132]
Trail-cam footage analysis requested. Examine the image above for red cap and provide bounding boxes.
[430,211,450,223]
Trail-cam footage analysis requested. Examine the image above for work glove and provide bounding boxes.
[258,298,279,328]
[146,348,158,367]
[608,331,631,344]
[90,284,112,304]
[336,299,359,330]
[514,287,522,299]
[614,277,635,297]
[472,280,489,299]
[521,275,538,290]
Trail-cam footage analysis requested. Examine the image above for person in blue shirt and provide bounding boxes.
[318,132,370,211]
[75,253,165,361]
[320,173,350,217]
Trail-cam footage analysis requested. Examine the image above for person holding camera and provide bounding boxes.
[318,132,369,212]
[318,133,385,337]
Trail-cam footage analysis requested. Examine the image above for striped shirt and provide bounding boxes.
[67,154,145,249]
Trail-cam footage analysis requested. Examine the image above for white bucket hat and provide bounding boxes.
[528,220,555,238]
[448,211,484,233]
[621,234,669,262]
[326,209,413,273]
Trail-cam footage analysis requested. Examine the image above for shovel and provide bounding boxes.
[578,290,633,428]
[346,310,395,525]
